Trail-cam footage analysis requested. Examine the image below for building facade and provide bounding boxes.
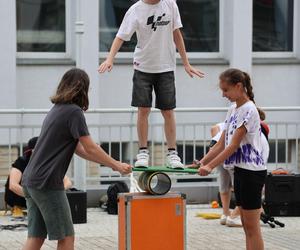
[0,0,299,192]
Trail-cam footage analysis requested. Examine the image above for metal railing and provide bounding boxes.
[0,107,299,189]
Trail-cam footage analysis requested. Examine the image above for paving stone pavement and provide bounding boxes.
[0,205,300,250]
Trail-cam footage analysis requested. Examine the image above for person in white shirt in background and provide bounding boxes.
[98,0,204,169]
[210,123,242,227]
[198,68,268,250]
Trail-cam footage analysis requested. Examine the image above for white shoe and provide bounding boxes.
[166,151,184,169]
[134,149,149,168]
[226,216,242,227]
[220,214,227,225]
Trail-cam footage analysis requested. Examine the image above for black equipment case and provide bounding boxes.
[264,174,300,216]
[66,189,87,224]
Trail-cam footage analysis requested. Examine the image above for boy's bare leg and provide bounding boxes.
[161,109,183,168]
[57,236,75,250]
[137,107,151,148]
[22,237,45,250]
[161,109,176,149]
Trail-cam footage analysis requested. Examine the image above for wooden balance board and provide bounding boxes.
[132,166,198,173]
[132,166,198,195]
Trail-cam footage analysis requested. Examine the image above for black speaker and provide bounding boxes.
[265,174,300,203]
[66,190,87,224]
[263,201,300,216]
[264,174,300,216]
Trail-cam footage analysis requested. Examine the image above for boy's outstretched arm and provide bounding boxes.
[173,29,205,78]
[98,37,124,73]
[75,136,132,175]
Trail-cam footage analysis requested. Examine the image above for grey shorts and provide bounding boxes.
[218,166,234,193]
[131,70,176,110]
[23,187,74,240]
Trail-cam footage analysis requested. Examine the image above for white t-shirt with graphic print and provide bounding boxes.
[223,101,267,171]
[116,0,183,73]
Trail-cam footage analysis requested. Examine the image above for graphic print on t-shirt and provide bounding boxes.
[147,13,170,31]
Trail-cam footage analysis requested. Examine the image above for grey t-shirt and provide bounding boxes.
[22,104,89,190]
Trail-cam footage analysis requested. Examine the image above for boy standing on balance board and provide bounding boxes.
[99,0,204,168]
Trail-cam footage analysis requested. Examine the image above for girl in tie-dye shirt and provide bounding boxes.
[198,68,267,250]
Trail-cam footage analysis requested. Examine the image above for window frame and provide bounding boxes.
[16,0,71,59]
[99,0,223,60]
[180,0,224,59]
[252,0,297,58]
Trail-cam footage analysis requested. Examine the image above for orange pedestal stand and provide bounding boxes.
[118,192,186,250]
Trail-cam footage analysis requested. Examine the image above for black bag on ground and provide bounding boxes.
[106,181,129,215]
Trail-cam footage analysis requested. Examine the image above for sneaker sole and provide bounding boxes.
[226,223,243,227]
[168,167,185,170]
[134,165,149,168]
[166,165,185,170]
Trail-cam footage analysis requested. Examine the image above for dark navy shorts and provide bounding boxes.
[131,70,176,110]
[234,167,267,210]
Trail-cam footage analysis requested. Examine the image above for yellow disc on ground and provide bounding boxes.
[196,213,221,219]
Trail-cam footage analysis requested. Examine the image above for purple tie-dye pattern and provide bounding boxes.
[229,114,238,135]
[225,143,265,166]
[224,104,265,168]
[242,111,249,121]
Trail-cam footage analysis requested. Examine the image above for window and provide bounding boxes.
[99,0,220,53]
[177,0,219,52]
[99,0,137,52]
[253,0,294,52]
[17,0,66,52]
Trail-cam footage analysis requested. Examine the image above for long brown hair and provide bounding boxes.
[51,68,90,111]
[220,68,265,120]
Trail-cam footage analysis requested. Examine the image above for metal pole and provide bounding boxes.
[74,0,86,191]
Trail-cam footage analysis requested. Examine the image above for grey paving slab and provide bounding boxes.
[0,206,299,250]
